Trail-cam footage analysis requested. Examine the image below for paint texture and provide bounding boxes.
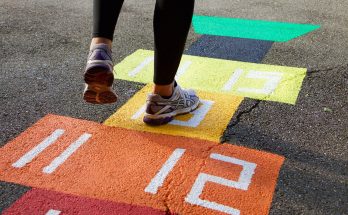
[3,189,167,215]
[114,49,307,104]
[0,114,284,215]
[192,15,320,42]
[185,35,273,62]
[104,84,243,141]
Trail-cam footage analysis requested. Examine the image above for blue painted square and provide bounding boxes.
[186,35,273,63]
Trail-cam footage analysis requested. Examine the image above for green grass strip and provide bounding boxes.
[192,15,320,42]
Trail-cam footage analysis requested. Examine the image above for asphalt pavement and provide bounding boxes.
[1,0,347,214]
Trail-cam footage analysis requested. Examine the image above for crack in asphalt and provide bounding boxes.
[221,100,261,143]
[220,69,311,143]
[164,144,217,214]
[307,64,348,75]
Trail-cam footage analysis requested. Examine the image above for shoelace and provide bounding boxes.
[178,87,190,107]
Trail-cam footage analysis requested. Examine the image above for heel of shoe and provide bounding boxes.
[83,84,117,104]
[84,66,114,86]
[83,67,117,104]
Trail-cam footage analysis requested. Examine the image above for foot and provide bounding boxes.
[143,84,200,125]
[83,43,117,104]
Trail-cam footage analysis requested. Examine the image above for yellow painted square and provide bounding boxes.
[114,49,307,104]
[104,84,243,142]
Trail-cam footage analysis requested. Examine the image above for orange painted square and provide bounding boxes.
[0,115,284,215]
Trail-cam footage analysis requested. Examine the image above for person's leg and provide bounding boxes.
[92,0,124,45]
[152,0,195,97]
[83,0,124,104]
[144,0,200,125]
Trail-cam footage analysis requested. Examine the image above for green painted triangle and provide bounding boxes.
[192,15,320,42]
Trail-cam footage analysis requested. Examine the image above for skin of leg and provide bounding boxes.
[83,0,125,104]
[90,37,112,49]
[90,0,125,49]
[90,37,174,97]
[153,82,174,97]
[90,0,193,98]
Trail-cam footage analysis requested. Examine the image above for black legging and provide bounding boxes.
[93,0,195,85]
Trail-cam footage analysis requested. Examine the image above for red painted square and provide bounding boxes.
[3,188,167,215]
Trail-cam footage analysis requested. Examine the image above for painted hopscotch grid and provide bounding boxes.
[104,84,243,142]
[3,188,167,215]
[192,15,320,42]
[185,35,274,62]
[0,114,284,215]
[114,49,307,104]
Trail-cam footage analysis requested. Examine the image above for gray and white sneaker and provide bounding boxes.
[83,43,117,104]
[143,85,200,125]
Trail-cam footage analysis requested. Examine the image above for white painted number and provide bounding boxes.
[131,100,214,128]
[145,149,257,215]
[12,129,91,174]
[145,148,186,194]
[176,61,192,80]
[170,100,214,127]
[131,104,147,120]
[185,153,257,215]
[42,133,91,174]
[128,56,191,80]
[128,56,154,77]
[223,69,283,95]
[12,129,65,168]
[223,69,244,91]
[45,209,61,215]
[238,71,283,95]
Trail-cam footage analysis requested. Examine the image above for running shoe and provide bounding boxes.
[143,84,200,125]
[83,43,117,104]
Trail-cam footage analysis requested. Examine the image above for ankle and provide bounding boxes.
[90,37,112,50]
[153,82,174,97]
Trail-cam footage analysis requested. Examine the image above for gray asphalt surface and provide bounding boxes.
[1,0,347,214]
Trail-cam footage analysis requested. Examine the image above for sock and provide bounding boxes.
[161,94,172,99]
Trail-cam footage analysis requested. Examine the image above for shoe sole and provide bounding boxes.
[83,67,117,104]
[143,100,200,126]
